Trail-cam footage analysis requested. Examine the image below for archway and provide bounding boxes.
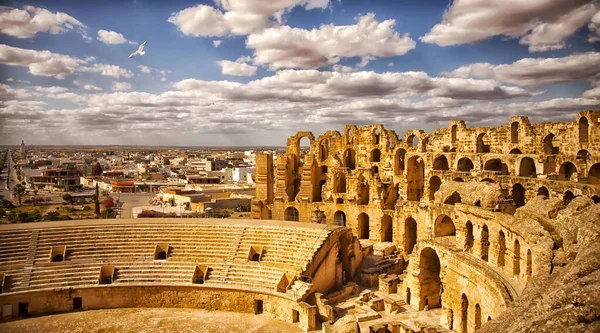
[394,149,406,175]
[475,304,482,330]
[481,225,489,262]
[579,117,589,144]
[498,231,506,267]
[577,149,590,161]
[284,207,299,221]
[588,163,600,185]
[333,173,346,193]
[563,190,576,206]
[454,177,464,182]
[429,176,442,201]
[457,158,474,172]
[543,134,557,154]
[407,156,424,201]
[319,139,329,161]
[537,186,549,199]
[512,183,526,208]
[511,122,519,144]
[433,155,449,170]
[592,195,600,204]
[465,221,474,250]
[381,215,393,242]
[558,162,577,181]
[404,217,417,254]
[461,294,469,333]
[371,149,381,162]
[356,174,369,205]
[519,157,537,178]
[407,134,419,147]
[419,248,442,310]
[434,215,456,237]
[373,128,380,145]
[513,239,521,276]
[526,249,532,279]
[484,159,509,175]
[444,192,461,205]
[334,211,346,226]
[476,133,490,153]
[358,213,370,239]
[344,149,356,170]
[509,148,522,154]
[451,124,457,144]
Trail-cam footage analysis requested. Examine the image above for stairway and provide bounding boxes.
[23,230,39,287]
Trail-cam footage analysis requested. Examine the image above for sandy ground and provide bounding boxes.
[0,308,304,333]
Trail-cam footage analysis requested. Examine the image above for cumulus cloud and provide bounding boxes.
[80,64,134,79]
[137,65,151,73]
[97,29,136,45]
[112,82,132,91]
[213,40,222,47]
[421,0,599,52]
[0,83,30,99]
[83,84,102,91]
[217,57,258,76]
[0,44,84,79]
[589,11,600,42]
[248,13,416,70]
[0,5,86,39]
[444,52,600,87]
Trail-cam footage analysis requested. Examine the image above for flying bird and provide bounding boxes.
[129,41,147,58]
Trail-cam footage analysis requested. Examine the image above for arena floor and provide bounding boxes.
[0,308,304,333]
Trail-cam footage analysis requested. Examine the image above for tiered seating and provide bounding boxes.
[0,229,32,292]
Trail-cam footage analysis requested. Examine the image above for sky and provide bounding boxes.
[0,0,599,146]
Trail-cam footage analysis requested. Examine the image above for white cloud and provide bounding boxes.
[0,44,84,79]
[388,62,394,67]
[0,83,30,99]
[81,64,134,79]
[97,29,136,45]
[589,11,600,42]
[444,52,600,87]
[247,13,416,70]
[0,5,86,39]
[83,84,102,91]
[137,65,151,73]
[421,0,599,52]
[213,40,222,48]
[112,82,132,91]
[217,58,258,76]
[7,77,13,82]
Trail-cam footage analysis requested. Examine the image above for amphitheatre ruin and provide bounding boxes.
[1,110,599,332]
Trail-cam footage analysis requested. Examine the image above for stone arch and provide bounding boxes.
[381,215,393,242]
[588,163,600,185]
[509,148,522,154]
[356,174,369,205]
[526,249,532,279]
[558,162,577,181]
[475,304,482,330]
[284,207,299,222]
[373,128,381,145]
[498,231,506,267]
[345,127,355,145]
[343,148,356,170]
[481,178,496,183]
[484,159,509,175]
[579,117,589,144]
[451,124,458,144]
[592,195,600,204]
[457,157,474,172]
[460,294,469,333]
[333,173,346,193]
[454,177,464,182]
[406,133,419,147]
[404,217,417,255]
[511,121,519,144]
[543,133,557,154]
[334,211,346,226]
[481,225,489,262]
[407,156,424,201]
[537,186,549,199]
[419,247,442,310]
[383,183,399,210]
[476,132,490,153]
[371,149,381,162]
[429,176,442,201]
[433,155,449,170]
[434,215,456,237]
[465,221,474,250]
[519,157,537,178]
[577,149,590,161]
[421,137,431,153]
[512,183,526,208]
[444,191,461,205]
[394,148,407,175]
[513,239,521,276]
[563,190,576,206]
[319,138,329,161]
[358,213,370,239]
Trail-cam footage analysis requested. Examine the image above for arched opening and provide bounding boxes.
[577,149,590,161]
[465,221,474,250]
[298,137,311,163]
[563,190,576,206]
[394,149,406,175]
[419,248,442,310]
[383,183,399,210]
[511,122,519,144]
[588,163,600,185]
[526,249,532,279]
[314,179,326,202]
[484,159,509,175]
[537,187,549,199]
[476,133,490,153]
[344,149,356,170]
[519,157,537,178]
[481,178,496,183]
[513,239,521,276]
[451,124,457,144]
[444,192,461,205]
[457,158,474,172]
[579,117,589,144]
[475,304,482,330]
[319,139,329,161]
[407,134,419,147]
[157,251,167,260]
[371,149,381,162]
[358,213,370,239]
[454,177,464,182]
[284,207,299,221]
[434,215,456,237]
[406,288,411,304]
[373,128,380,145]
[543,134,557,154]
[51,254,64,262]
[512,183,526,208]
[407,156,425,201]
[421,137,431,153]
[381,215,393,242]
[461,294,469,333]
[433,155,449,170]
[346,128,353,144]
[429,176,442,201]
[356,174,369,205]
[498,231,506,267]
[252,253,260,262]
[334,211,346,226]
[481,225,489,262]
[509,148,522,154]
[592,195,600,204]
[475,200,481,207]
[558,162,577,181]
[404,217,417,255]
[333,173,346,193]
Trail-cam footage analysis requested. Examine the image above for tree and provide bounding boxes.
[92,162,103,176]
[94,183,100,215]
[12,183,25,205]
[62,193,73,204]
[103,196,115,209]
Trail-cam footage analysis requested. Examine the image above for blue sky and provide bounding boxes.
[0,0,599,146]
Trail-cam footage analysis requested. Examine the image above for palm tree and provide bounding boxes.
[13,183,25,205]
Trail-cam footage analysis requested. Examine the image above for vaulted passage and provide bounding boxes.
[284,207,299,221]
[558,162,577,181]
[476,133,490,153]
[519,157,536,178]
[513,239,521,276]
[404,217,417,255]
[465,221,474,250]
[579,117,589,144]
[460,294,469,333]
[537,186,549,199]
[543,134,557,154]
[381,215,393,242]
[511,122,519,143]
[344,148,356,170]
[419,248,442,310]
[407,156,425,201]
[334,211,346,226]
[512,183,526,208]
[429,176,442,201]
[371,149,381,162]
[394,149,406,175]
[434,215,456,237]
[484,159,509,175]
[444,192,461,205]
[358,213,370,240]
[433,155,449,171]
[457,158,474,172]
[333,173,346,193]
[588,163,600,185]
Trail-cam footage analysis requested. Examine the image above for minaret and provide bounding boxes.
[20,140,25,160]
